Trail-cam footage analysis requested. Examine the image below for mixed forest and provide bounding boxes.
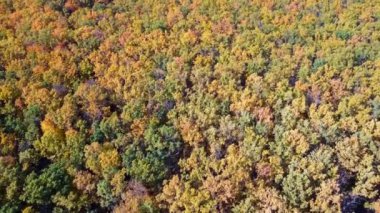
[1,0,380,212]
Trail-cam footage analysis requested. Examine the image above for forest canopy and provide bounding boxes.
[0,0,380,212]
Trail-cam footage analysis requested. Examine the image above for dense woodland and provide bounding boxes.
[0,0,380,212]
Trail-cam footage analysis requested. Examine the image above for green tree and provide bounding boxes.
[123,123,182,187]
[21,163,71,206]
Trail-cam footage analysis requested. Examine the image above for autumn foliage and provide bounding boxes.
[0,0,380,212]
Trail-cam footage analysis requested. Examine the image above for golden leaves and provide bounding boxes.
[130,118,147,138]
[283,129,309,155]
[114,180,151,213]
[178,118,204,146]
[84,142,121,175]
[99,148,121,172]
[74,171,98,194]
[336,136,365,172]
[0,132,17,156]
[310,180,341,212]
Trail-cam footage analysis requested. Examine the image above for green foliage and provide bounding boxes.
[312,58,327,71]
[90,121,105,142]
[96,179,115,207]
[23,105,43,142]
[21,163,71,205]
[124,150,167,186]
[371,96,380,119]
[123,123,182,187]
[282,169,313,209]
[0,163,22,212]
[336,30,352,40]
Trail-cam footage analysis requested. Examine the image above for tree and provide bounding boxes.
[21,163,71,206]
[282,169,313,209]
[123,123,182,187]
[0,162,23,212]
[33,119,65,159]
